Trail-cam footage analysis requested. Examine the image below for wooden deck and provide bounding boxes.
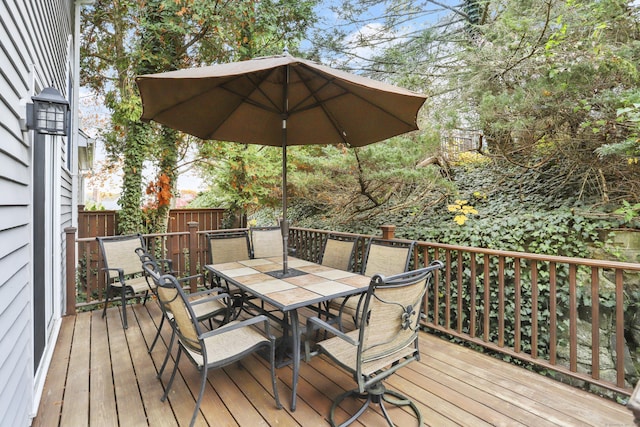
[32,302,633,426]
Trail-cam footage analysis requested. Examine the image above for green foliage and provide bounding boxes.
[82,0,318,231]
[83,201,105,211]
[452,0,640,202]
[196,142,283,214]
[615,200,640,225]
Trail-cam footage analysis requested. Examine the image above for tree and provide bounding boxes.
[454,0,640,204]
[310,0,640,207]
[81,0,318,233]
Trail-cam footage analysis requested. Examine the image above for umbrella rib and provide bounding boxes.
[220,73,283,114]
[291,65,421,145]
[203,72,284,140]
[289,68,350,145]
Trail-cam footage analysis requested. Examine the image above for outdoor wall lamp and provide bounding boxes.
[26,86,70,136]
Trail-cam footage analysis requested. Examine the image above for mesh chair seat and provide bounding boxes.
[206,230,254,318]
[189,297,227,319]
[315,329,417,376]
[250,226,283,258]
[182,319,270,366]
[162,296,228,323]
[113,275,152,294]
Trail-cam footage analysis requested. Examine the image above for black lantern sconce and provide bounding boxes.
[26,86,70,136]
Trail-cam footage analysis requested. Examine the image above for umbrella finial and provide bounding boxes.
[283,46,289,56]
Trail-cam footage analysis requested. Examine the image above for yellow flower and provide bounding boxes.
[454,215,467,225]
[462,206,479,215]
[447,204,458,212]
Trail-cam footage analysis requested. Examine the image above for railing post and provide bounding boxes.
[65,227,77,315]
[188,221,199,292]
[380,224,396,240]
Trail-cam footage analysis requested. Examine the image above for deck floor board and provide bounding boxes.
[32,303,634,426]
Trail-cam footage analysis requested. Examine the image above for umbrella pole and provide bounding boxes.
[281,139,289,274]
[281,64,290,274]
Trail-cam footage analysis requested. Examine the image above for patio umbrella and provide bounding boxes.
[136,53,427,275]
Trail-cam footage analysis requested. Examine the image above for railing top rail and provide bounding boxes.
[197,227,249,236]
[144,231,190,238]
[416,240,640,271]
[76,231,190,243]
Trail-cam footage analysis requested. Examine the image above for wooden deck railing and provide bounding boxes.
[64,223,640,398]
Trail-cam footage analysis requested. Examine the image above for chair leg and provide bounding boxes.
[329,385,422,427]
[156,328,176,379]
[121,287,128,329]
[269,340,282,409]
[149,314,165,353]
[161,346,182,402]
[101,284,112,319]
[189,364,209,427]
[380,389,422,426]
[330,390,371,427]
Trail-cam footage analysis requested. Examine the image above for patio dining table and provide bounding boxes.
[204,256,371,411]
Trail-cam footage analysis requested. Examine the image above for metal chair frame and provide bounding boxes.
[144,264,281,427]
[97,233,149,329]
[306,261,444,427]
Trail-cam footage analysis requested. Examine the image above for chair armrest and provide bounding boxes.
[186,287,226,299]
[200,314,273,340]
[305,316,358,362]
[189,292,230,307]
[102,267,126,283]
[155,258,175,274]
[176,273,204,283]
[307,316,358,345]
[174,273,204,289]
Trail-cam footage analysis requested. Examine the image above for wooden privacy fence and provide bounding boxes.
[77,207,225,237]
[65,223,640,398]
[73,208,225,308]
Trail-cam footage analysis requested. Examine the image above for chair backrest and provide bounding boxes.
[250,226,283,258]
[361,238,415,277]
[207,231,251,264]
[320,234,359,271]
[97,234,146,279]
[144,263,202,353]
[357,261,444,378]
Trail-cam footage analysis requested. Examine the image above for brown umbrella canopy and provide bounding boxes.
[136,54,426,147]
[136,54,426,274]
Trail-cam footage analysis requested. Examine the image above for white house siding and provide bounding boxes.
[0,1,75,426]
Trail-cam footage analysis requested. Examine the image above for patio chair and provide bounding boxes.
[320,234,360,271]
[206,230,252,318]
[144,265,281,427]
[305,261,445,427]
[137,249,230,378]
[250,225,283,258]
[317,234,360,327]
[332,238,416,330]
[97,234,152,329]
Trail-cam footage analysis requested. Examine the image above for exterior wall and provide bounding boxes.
[0,1,75,426]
